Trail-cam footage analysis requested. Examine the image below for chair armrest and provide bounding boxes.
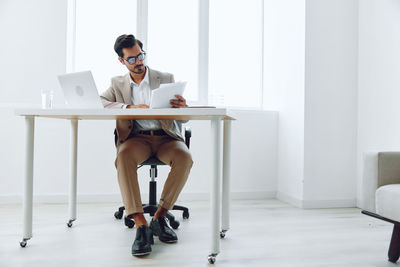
[184,127,191,149]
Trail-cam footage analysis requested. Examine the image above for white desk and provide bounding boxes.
[15,108,235,264]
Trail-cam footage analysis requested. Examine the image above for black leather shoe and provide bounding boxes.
[150,217,178,243]
[132,225,154,256]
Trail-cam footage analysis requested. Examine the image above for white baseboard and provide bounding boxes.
[301,199,357,209]
[231,191,276,200]
[276,191,357,209]
[0,194,122,204]
[0,191,277,204]
[276,191,303,208]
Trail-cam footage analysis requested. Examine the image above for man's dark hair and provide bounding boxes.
[114,34,143,58]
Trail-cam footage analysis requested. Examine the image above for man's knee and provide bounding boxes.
[115,148,140,167]
[172,149,193,168]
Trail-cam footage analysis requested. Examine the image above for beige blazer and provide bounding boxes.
[100,68,185,145]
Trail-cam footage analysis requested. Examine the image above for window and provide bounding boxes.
[147,0,199,102]
[75,0,137,93]
[72,0,265,108]
[209,0,263,108]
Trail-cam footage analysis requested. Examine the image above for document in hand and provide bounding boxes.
[150,82,187,108]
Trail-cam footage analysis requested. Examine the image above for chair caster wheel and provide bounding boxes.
[220,230,227,238]
[124,217,135,228]
[183,210,189,219]
[67,219,75,228]
[208,255,216,264]
[170,220,180,229]
[114,211,123,219]
[20,238,30,247]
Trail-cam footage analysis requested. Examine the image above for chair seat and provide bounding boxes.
[142,157,165,165]
[376,184,400,222]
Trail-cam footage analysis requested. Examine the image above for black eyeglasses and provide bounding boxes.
[122,52,146,65]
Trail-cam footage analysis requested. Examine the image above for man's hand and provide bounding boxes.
[170,95,188,108]
[127,104,149,109]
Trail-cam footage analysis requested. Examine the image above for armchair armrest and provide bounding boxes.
[360,152,379,212]
[361,151,400,213]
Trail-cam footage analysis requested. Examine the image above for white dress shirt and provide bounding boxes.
[128,68,161,131]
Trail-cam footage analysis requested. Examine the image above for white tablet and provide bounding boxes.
[150,82,187,109]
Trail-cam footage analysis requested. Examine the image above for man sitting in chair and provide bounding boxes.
[101,34,193,256]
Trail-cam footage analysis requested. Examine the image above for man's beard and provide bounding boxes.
[132,64,145,74]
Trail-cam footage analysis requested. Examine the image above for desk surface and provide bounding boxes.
[15,108,236,121]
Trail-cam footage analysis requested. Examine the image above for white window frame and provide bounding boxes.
[66,0,76,73]
[197,0,209,106]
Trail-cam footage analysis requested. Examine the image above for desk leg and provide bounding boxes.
[67,119,78,227]
[20,116,35,247]
[221,120,232,238]
[208,118,222,264]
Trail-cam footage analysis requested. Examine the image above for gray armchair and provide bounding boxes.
[361,152,400,263]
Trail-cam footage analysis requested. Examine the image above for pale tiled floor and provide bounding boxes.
[0,199,397,267]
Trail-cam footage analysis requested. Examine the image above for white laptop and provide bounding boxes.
[57,71,103,109]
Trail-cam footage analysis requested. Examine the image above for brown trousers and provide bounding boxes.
[115,133,193,216]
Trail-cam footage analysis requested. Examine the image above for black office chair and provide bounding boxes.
[113,127,191,229]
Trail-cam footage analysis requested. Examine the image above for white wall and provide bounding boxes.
[357,0,400,206]
[303,0,358,207]
[0,1,278,203]
[265,0,359,208]
[0,0,68,106]
[269,0,400,208]
[264,0,306,207]
[0,0,70,202]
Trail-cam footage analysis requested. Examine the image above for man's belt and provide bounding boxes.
[137,129,167,136]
